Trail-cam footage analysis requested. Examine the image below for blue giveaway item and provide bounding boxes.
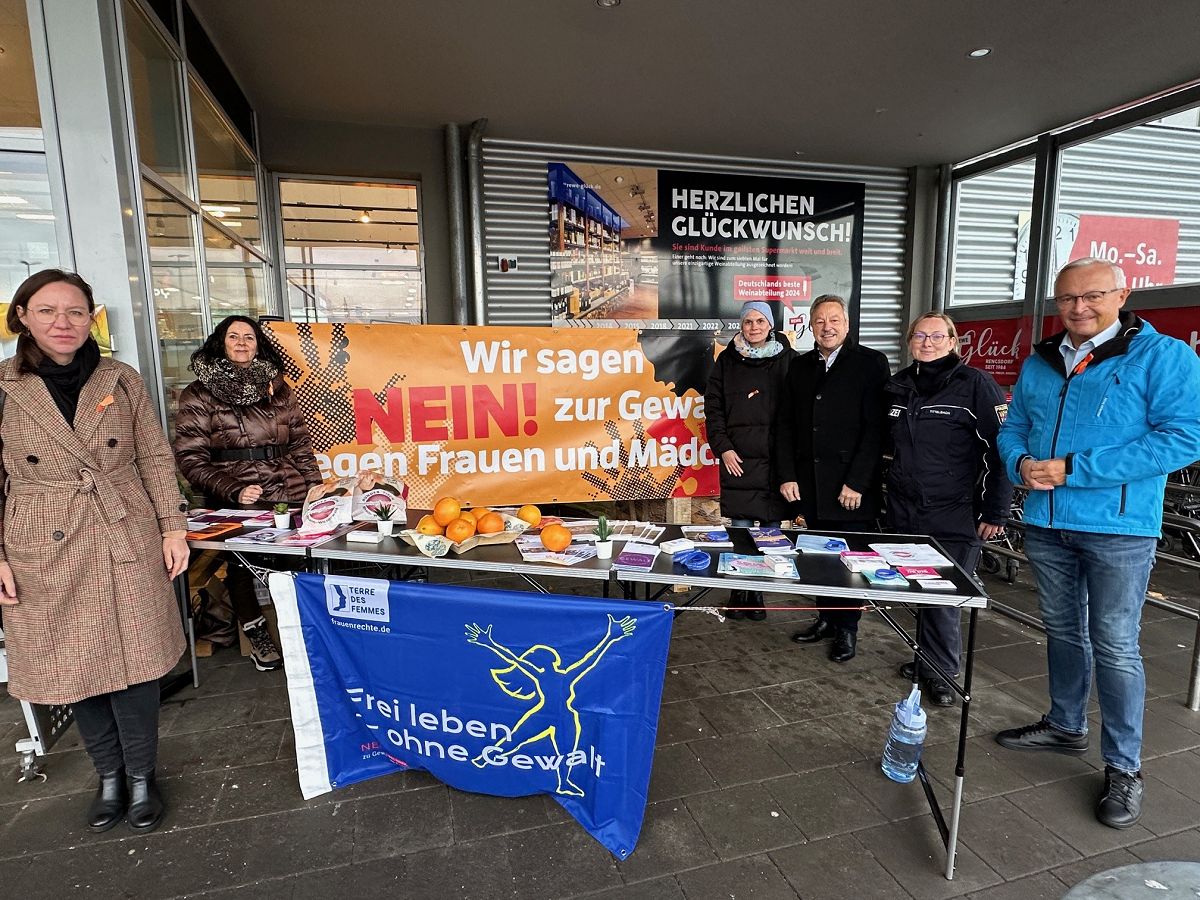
[881,684,927,783]
[269,571,673,858]
[672,549,711,571]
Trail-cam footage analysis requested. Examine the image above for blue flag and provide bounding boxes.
[270,571,673,858]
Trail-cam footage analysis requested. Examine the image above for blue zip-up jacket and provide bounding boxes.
[998,312,1200,537]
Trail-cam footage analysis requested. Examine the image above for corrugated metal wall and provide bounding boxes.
[950,124,1200,307]
[480,139,911,363]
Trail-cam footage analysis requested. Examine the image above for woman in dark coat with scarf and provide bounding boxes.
[173,315,322,671]
[885,312,1012,705]
[704,301,796,619]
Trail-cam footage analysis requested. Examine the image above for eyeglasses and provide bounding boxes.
[27,306,92,326]
[1051,288,1123,307]
[911,331,949,345]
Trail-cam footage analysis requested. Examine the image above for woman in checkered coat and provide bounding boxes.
[0,270,190,835]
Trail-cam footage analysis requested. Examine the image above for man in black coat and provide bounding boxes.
[776,295,891,662]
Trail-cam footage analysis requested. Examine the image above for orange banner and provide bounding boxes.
[266,323,720,509]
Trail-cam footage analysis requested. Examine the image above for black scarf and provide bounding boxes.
[190,355,280,407]
[913,353,960,397]
[35,337,101,427]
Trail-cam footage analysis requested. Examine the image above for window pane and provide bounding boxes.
[189,77,260,246]
[0,149,60,301]
[280,179,420,266]
[285,268,422,323]
[143,179,202,428]
[124,2,190,197]
[0,0,41,131]
[949,159,1037,307]
[202,221,265,320]
[1051,107,1200,292]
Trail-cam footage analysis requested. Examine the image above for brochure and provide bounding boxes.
[717,553,798,578]
[895,565,941,580]
[185,521,243,541]
[557,520,666,543]
[611,543,661,572]
[916,579,959,591]
[187,508,273,529]
[869,543,954,568]
[226,527,295,544]
[748,527,797,555]
[793,533,849,554]
[861,568,910,587]
[515,535,598,566]
[278,522,359,547]
[679,526,734,547]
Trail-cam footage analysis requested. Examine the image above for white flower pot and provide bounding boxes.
[377,520,395,537]
[273,513,291,529]
[595,539,614,559]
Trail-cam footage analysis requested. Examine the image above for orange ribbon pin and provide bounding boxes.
[97,394,115,412]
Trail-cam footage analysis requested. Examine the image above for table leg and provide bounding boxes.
[945,606,979,880]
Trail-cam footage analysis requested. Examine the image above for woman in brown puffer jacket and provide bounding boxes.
[173,315,322,671]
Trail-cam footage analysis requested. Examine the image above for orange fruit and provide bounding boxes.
[477,512,505,534]
[540,524,572,552]
[445,516,476,544]
[432,496,462,527]
[416,515,444,536]
[516,504,542,527]
[468,507,492,522]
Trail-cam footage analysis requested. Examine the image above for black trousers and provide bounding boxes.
[225,555,264,626]
[888,500,981,681]
[806,516,877,632]
[913,537,981,681]
[72,679,161,777]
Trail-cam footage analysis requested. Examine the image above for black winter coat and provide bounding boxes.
[884,357,1013,542]
[704,332,797,522]
[174,379,323,506]
[774,339,891,523]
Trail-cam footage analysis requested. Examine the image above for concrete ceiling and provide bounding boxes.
[190,0,1200,168]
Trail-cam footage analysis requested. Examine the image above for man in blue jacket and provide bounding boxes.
[995,257,1200,829]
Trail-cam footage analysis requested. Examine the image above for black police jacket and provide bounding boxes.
[884,356,1013,530]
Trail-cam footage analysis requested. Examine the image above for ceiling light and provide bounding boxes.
[967,47,992,58]
[595,0,620,7]
[359,210,372,224]
[225,220,243,227]
[0,195,29,205]
[16,213,55,221]
[209,210,225,218]
[614,175,624,184]
[202,204,242,213]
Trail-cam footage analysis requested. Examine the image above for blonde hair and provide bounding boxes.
[906,312,959,348]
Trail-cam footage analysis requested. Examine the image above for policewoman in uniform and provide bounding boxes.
[885,312,1013,704]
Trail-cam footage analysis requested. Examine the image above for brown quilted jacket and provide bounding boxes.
[173,378,323,505]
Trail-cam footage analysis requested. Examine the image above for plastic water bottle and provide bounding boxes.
[881,684,927,783]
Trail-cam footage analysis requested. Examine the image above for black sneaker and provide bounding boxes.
[995,718,1088,755]
[1096,766,1143,829]
[243,616,283,672]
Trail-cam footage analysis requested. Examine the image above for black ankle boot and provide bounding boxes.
[127,771,165,833]
[87,769,128,833]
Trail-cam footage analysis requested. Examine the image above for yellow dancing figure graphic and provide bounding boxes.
[465,615,637,796]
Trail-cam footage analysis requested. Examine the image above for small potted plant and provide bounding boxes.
[374,503,397,537]
[594,515,613,560]
[272,502,292,529]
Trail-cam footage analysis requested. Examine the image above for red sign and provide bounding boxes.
[733,274,812,303]
[1070,215,1179,290]
[957,317,1031,386]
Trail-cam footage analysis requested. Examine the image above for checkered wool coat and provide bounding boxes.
[0,357,187,705]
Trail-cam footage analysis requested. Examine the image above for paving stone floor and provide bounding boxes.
[2,559,1198,898]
